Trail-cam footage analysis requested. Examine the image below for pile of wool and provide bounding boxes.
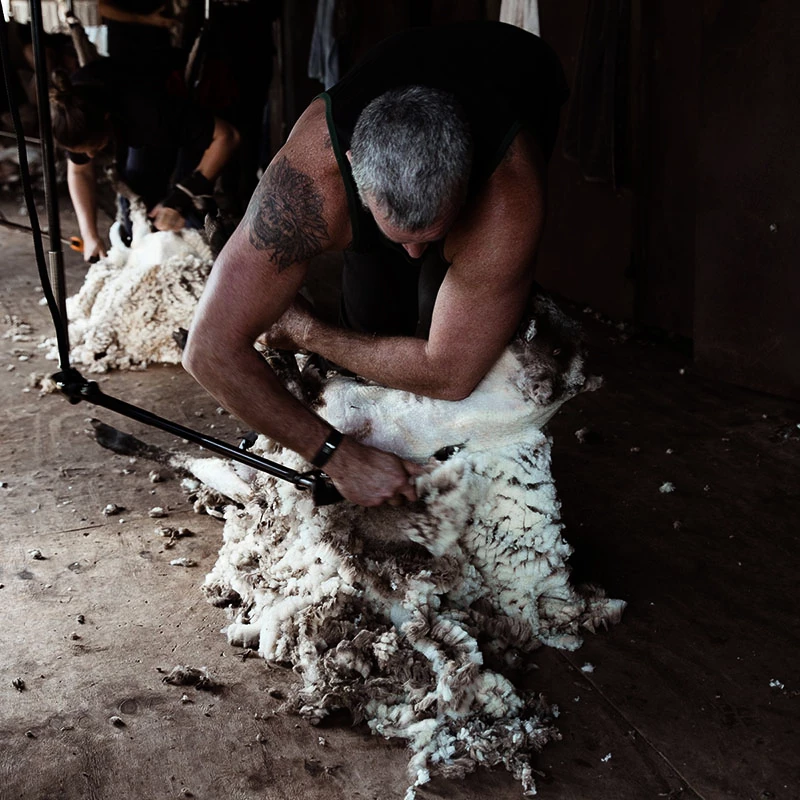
[195,295,625,798]
[44,200,212,372]
[0,144,42,186]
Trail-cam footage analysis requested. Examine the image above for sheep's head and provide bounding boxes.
[511,294,602,410]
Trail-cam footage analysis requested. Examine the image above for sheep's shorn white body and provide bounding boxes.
[46,202,212,372]
[198,295,625,798]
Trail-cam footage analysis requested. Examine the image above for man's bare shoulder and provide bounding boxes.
[477,129,546,222]
[240,100,352,264]
[285,99,350,222]
[445,129,546,273]
[284,98,334,159]
[499,128,546,187]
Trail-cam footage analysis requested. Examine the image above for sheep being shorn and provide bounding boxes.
[45,199,213,372]
[200,294,625,798]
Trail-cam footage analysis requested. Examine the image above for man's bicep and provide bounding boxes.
[426,143,545,393]
[196,221,310,347]
[195,149,334,340]
[241,155,330,272]
[426,264,533,395]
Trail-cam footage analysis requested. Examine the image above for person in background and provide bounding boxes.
[49,57,239,261]
[182,0,281,214]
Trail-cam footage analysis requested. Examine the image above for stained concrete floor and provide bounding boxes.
[1,194,799,800]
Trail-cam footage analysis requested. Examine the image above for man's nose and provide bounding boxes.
[403,243,428,259]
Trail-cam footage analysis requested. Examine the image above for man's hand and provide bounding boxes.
[263,296,317,351]
[82,234,106,262]
[149,204,185,232]
[323,436,425,507]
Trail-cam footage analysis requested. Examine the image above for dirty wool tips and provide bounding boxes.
[186,295,625,798]
[45,200,213,372]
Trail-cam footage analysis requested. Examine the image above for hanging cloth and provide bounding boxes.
[562,0,632,188]
[308,0,339,89]
[499,0,540,36]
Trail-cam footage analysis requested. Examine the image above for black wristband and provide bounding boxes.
[162,172,215,216]
[311,428,344,469]
[161,185,194,216]
[179,170,214,198]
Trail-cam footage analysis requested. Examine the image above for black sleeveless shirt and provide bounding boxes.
[320,21,568,253]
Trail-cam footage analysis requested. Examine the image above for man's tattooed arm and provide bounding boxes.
[243,156,329,271]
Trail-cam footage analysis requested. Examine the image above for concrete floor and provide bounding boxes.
[1,195,798,800]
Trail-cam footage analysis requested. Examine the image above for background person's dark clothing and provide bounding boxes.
[102,0,181,76]
[183,0,280,210]
[320,21,568,337]
[0,23,31,113]
[66,58,215,214]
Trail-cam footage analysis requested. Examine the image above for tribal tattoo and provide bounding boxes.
[244,157,329,271]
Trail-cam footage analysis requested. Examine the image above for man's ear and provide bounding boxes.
[345,149,352,165]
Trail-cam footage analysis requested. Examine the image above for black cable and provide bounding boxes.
[0,9,70,368]
[30,0,70,358]
[31,0,63,245]
[54,371,343,505]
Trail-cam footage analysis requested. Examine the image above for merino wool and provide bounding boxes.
[45,201,212,372]
[193,295,625,798]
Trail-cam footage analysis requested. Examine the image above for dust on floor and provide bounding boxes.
[0,202,798,800]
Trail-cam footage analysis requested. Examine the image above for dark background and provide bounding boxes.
[267,0,800,401]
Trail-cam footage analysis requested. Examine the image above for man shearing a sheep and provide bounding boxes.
[184,20,569,508]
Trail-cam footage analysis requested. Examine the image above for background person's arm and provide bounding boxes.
[151,118,241,232]
[196,117,240,183]
[67,159,106,261]
[97,1,176,29]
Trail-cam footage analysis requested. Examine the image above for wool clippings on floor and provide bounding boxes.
[178,295,626,798]
[44,201,213,372]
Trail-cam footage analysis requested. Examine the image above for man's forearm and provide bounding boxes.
[302,317,471,401]
[184,334,335,464]
[183,333,424,507]
[98,5,143,24]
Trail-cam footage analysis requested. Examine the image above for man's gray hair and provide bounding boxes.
[349,86,473,231]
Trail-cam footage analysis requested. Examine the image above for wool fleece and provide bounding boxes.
[195,294,625,798]
[45,201,212,372]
